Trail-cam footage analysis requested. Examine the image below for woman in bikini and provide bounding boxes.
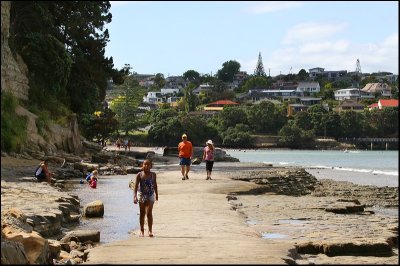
[133,159,158,237]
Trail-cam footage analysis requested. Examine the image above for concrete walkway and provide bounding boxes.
[84,166,296,264]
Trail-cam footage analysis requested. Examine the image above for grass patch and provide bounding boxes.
[1,92,28,152]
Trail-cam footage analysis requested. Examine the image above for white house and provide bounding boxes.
[143,92,163,104]
[334,88,360,101]
[296,81,320,95]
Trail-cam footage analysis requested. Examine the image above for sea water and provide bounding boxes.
[225,149,398,187]
[66,149,398,243]
[65,175,138,244]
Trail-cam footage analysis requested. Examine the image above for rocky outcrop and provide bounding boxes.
[231,167,318,196]
[15,105,83,155]
[1,181,82,264]
[1,237,29,264]
[1,208,60,264]
[295,241,393,257]
[1,181,81,237]
[312,179,399,208]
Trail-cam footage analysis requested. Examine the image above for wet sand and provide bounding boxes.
[83,158,398,264]
[83,164,297,264]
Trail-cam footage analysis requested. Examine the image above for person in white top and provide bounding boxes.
[202,140,215,180]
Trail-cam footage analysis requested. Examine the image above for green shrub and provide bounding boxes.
[36,111,51,140]
[1,92,27,152]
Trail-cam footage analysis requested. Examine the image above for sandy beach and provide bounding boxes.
[83,156,398,264]
[1,148,398,264]
[83,162,297,264]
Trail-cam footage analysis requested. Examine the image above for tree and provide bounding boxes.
[339,111,365,138]
[109,75,147,136]
[215,106,248,132]
[318,82,335,100]
[10,1,115,116]
[246,101,286,134]
[293,111,313,130]
[183,70,201,84]
[148,117,182,146]
[298,69,308,81]
[182,83,198,112]
[241,76,271,93]
[154,73,166,89]
[221,124,253,148]
[278,123,315,149]
[307,104,329,136]
[217,60,240,83]
[80,107,119,145]
[146,104,178,124]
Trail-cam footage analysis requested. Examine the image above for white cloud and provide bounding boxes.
[283,22,347,44]
[240,32,398,76]
[245,1,303,14]
[299,40,349,54]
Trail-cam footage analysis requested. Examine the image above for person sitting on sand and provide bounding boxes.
[35,160,55,184]
[132,159,158,237]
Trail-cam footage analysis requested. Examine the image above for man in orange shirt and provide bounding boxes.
[178,133,193,180]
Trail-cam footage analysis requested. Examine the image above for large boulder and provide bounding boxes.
[83,200,104,218]
[60,230,100,243]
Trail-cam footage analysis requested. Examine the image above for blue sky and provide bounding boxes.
[105,1,398,77]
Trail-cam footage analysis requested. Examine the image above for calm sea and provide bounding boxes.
[225,149,399,187]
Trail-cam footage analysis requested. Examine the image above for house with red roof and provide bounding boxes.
[204,100,239,111]
[368,99,398,111]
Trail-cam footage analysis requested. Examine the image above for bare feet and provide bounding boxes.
[139,230,144,237]
[148,232,154,237]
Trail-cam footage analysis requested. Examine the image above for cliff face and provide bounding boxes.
[1,1,82,155]
[1,1,29,100]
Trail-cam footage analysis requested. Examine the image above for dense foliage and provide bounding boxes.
[1,92,27,152]
[10,1,119,119]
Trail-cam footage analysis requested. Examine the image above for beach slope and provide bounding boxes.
[84,167,297,264]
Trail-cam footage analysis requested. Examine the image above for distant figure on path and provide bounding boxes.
[133,159,158,237]
[128,140,132,151]
[202,139,215,180]
[178,133,193,180]
[116,138,122,150]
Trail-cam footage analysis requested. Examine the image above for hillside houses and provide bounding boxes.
[113,64,397,120]
[247,81,320,103]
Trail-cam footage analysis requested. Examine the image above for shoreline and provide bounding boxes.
[1,150,398,264]
[82,157,398,264]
